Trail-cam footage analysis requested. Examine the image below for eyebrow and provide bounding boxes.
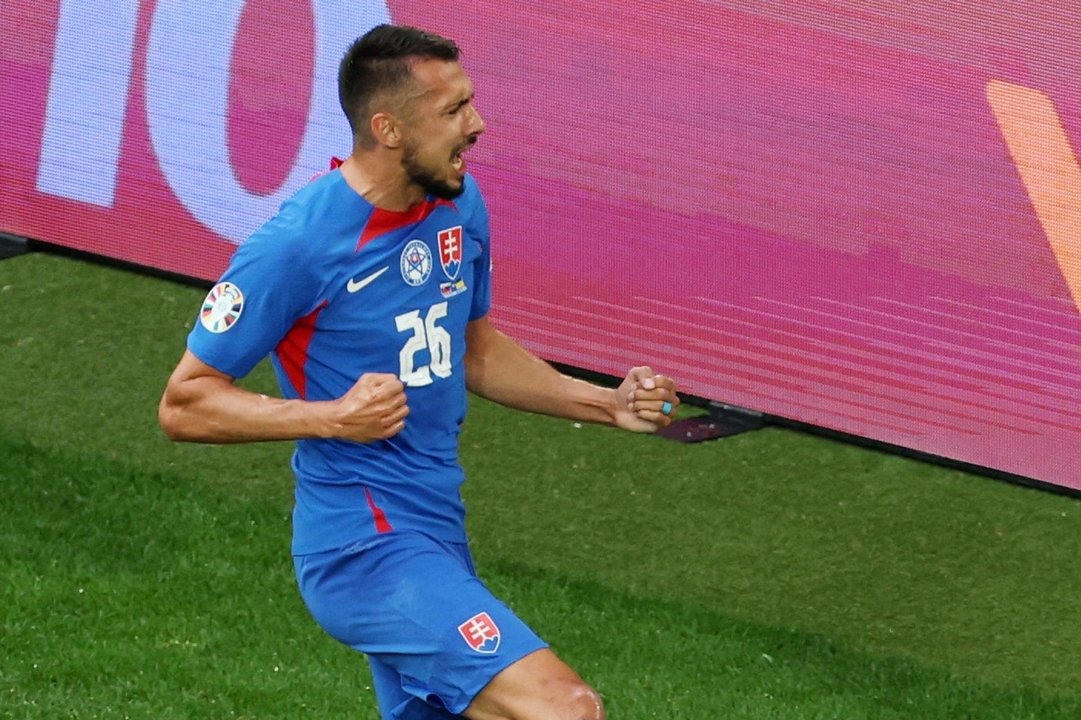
[442,92,474,113]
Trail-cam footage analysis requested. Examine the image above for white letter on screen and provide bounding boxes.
[145,0,391,245]
[36,0,140,206]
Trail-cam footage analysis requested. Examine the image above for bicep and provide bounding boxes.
[464,316,500,392]
[465,315,495,354]
[465,315,510,366]
[464,316,555,399]
[169,349,235,383]
[162,349,236,405]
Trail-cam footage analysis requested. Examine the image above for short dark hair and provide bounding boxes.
[338,25,460,146]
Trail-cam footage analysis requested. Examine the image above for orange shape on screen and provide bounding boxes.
[987,80,1081,314]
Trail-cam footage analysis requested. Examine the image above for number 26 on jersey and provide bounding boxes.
[395,302,451,387]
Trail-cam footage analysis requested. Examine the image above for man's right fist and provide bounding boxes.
[327,373,409,442]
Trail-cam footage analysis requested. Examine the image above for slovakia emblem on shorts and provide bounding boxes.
[400,239,432,286]
[458,612,501,654]
[199,282,244,333]
[437,226,463,280]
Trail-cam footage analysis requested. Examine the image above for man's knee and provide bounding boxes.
[564,680,605,720]
[503,677,604,720]
[463,648,605,720]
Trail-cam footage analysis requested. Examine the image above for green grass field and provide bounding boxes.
[2,252,1080,719]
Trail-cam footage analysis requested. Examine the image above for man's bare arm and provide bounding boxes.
[158,349,409,444]
[464,317,679,432]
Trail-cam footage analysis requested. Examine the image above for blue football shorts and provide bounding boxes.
[293,530,548,719]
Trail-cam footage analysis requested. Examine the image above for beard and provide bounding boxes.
[402,142,465,200]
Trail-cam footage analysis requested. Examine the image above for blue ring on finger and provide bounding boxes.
[661,401,673,416]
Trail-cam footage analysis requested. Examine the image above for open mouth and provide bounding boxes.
[452,138,477,174]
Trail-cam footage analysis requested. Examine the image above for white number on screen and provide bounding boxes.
[395,302,452,387]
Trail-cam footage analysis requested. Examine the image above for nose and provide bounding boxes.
[468,104,485,135]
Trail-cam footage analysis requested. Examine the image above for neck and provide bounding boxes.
[338,152,425,212]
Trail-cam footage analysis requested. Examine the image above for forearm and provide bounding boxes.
[465,324,618,425]
[158,375,331,443]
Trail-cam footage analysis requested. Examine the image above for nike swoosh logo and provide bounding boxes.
[347,266,389,293]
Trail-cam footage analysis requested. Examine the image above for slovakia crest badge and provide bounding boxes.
[457,612,501,654]
[437,226,463,280]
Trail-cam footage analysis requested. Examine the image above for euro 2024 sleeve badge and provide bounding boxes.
[200,281,244,333]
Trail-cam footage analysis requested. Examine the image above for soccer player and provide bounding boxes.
[158,24,680,720]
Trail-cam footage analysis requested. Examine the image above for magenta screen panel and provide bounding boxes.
[2,2,1079,487]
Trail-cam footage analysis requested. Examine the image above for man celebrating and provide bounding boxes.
[159,24,679,720]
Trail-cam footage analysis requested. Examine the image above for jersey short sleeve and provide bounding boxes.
[463,177,493,320]
[188,214,323,379]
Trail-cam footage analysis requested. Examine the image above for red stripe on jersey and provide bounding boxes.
[363,487,393,534]
[356,197,457,252]
[275,300,328,399]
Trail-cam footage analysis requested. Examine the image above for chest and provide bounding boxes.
[313,217,484,379]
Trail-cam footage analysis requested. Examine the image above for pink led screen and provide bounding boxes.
[2,1,1079,487]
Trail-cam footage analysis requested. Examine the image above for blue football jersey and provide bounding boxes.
[188,168,492,554]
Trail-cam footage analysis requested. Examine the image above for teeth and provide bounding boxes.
[452,156,463,170]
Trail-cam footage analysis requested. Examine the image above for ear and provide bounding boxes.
[371,112,402,149]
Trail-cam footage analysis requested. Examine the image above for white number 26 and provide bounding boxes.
[394,302,452,387]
